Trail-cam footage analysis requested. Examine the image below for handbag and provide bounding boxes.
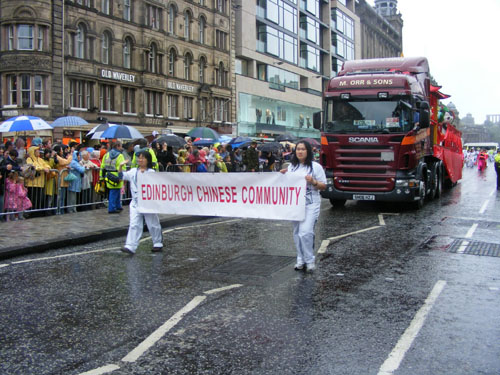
[94,180,106,194]
[106,172,121,184]
[63,171,78,182]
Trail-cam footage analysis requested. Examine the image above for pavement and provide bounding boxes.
[0,207,208,260]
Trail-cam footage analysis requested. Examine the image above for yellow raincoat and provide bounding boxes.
[25,147,50,188]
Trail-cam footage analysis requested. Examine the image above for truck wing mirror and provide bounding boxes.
[313,111,322,130]
[419,101,430,128]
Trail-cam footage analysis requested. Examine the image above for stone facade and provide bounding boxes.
[0,0,234,135]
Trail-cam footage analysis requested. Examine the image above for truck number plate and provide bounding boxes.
[353,194,375,201]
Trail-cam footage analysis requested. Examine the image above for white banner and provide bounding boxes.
[137,172,306,221]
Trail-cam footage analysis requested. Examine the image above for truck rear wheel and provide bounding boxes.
[329,199,346,208]
[412,180,426,209]
[429,164,442,200]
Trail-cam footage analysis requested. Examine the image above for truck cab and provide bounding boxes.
[315,57,461,208]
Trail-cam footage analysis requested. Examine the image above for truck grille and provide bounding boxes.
[334,145,395,192]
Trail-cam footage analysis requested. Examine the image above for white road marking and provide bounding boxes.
[317,226,382,255]
[378,280,447,375]
[479,200,489,214]
[327,226,382,242]
[378,213,399,226]
[457,240,469,254]
[78,364,120,375]
[317,240,331,255]
[11,247,120,265]
[0,264,9,269]
[122,295,207,363]
[204,284,243,295]
[489,188,496,197]
[465,223,478,238]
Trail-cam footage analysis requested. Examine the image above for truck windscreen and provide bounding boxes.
[324,99,414,133]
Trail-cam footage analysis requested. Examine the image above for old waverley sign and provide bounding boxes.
[167,81,195,93]
[101,69,136,83]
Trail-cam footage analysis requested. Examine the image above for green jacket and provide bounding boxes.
[100,150,125,189]
[131,147,159,171]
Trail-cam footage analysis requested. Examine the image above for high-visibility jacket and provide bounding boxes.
[100,151,125,189]
[131,148,159,171]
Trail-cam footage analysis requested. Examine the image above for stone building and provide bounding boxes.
[355,0,403,59]
[0,0,234,137]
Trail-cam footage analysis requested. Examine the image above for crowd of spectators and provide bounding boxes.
[0,134,319,220]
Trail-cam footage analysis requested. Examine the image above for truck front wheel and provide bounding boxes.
[329,199,346,208]
[412,180,426,209]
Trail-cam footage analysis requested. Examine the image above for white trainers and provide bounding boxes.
[294,263,305,271]
[305,263,316,272]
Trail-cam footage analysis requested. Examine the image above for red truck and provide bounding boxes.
[313,57,463,209]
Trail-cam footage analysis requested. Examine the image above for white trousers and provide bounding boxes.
[293,199,321,265]
[125,202,163,253]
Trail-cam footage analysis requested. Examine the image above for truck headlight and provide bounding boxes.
[396,179,419,188]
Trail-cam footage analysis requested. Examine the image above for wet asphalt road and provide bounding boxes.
[1,166,499,375]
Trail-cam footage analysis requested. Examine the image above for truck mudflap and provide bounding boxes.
[321,184,421,203]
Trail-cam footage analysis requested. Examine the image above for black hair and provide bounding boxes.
[9,149,18,158]
[290,140,313,171]
[136,150,153,169]
[137,138,148,148]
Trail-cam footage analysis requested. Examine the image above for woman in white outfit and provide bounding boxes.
[118,151,163,254]
[281,140,326,272]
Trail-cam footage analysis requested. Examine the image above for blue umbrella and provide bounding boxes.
[229,136,252,145]
[52,116,89,127]
[0,115,53,132]
[193,138,216,147]
[187,127,220,140]
[100,124,144,139]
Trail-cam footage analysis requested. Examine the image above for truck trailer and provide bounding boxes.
[313,57,463,209]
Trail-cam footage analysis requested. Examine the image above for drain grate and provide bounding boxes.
[210,254,295,276]
[447,239,500,257]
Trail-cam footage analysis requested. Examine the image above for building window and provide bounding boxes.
[102,32,112,65]
[76,0,91,6]
[124,0,131,21]
[100,84,115,111]
[122,87,136,113]
[7,75,17,105]
[217,0,227,14]
[216,30,227,50]
[145,90,163,115]
[37,26,46,51]
[18,25,34,50]
[300,43,320,72]
[214,98,229,122]
[123,38,132,69]
[301,0,319,17]
[34,75,43,105]
[199,57,206,83]
[257,24,298,64]
[20,75,31,108]
[168,49,176,76]
[8,26,14,50]
[336,34,354,60]
[300,16,320,45]
[102,0,110,14]
[147,4,162,29]
[199,98,207,121]
[215,62,228,87]
[334,9,354,40]
[199,0,205,6]
[183,97,193,119]
[184,12,191,39]
[184,54,192,80]
[199,17,206,44]
[75,24,86,58]
[69,79,93,109]
[148,43,158,73]
[168,5,176,34]
[167,94,178,118]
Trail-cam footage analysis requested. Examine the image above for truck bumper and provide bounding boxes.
[320,185,421,203]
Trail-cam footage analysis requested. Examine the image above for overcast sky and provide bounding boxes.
[366,0,500,123]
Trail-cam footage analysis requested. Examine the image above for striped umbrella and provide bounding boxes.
[0,116,53,132]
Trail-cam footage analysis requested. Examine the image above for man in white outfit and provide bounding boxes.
[118,150,163,254]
